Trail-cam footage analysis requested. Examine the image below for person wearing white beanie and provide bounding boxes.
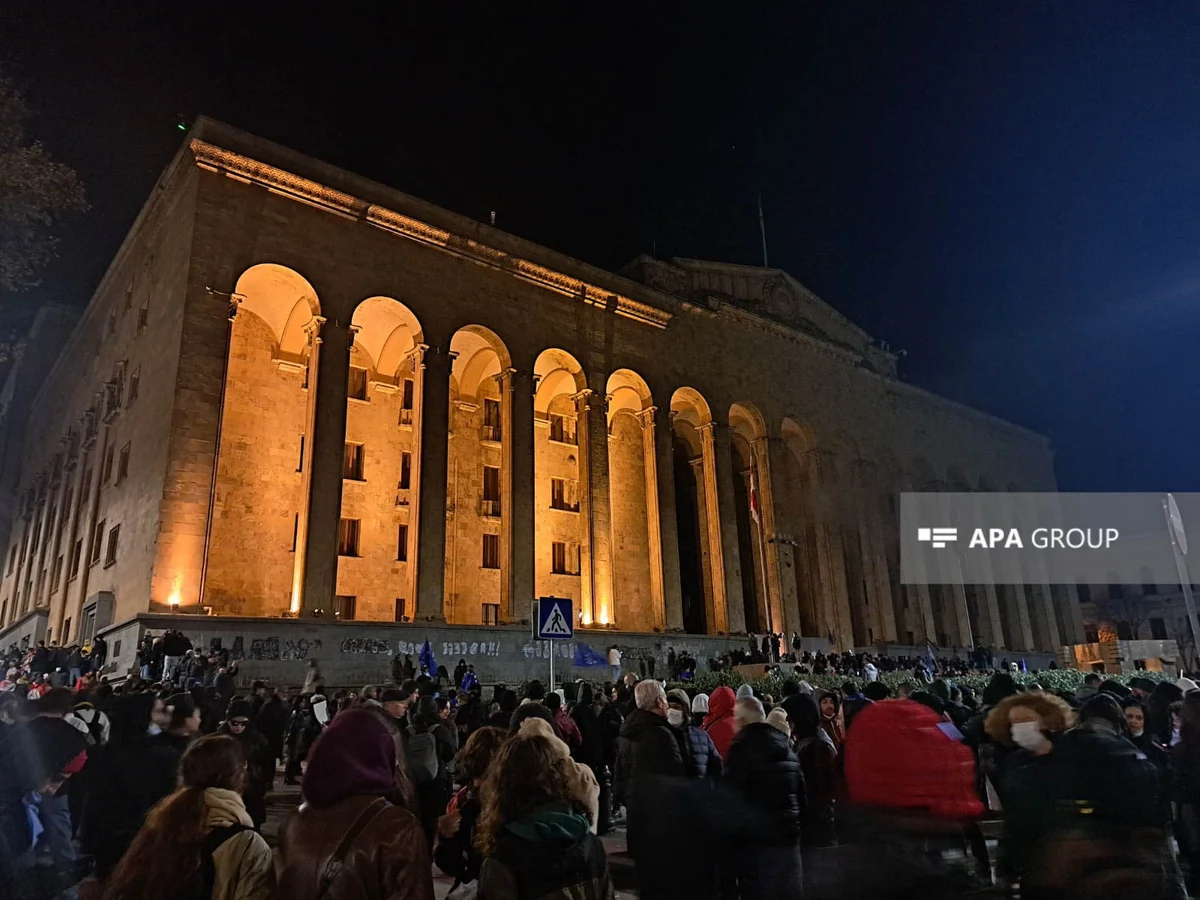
[1178,677,1199,695]
[691,692,709,727]
[766,707,791,737]
[736,683,756,701]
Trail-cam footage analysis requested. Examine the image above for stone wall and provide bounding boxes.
[99,613,739,689]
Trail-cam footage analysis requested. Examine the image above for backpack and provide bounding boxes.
[199,824,253,899]
[407,728,439,784]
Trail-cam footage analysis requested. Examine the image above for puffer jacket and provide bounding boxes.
[616,709,685,804]
[724,722,805,845]
[202,788,275,900]
[676,724,723,780]
[277,794,434,900]
[701,686,737,760]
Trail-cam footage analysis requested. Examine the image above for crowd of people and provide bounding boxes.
[5,636,1200,900]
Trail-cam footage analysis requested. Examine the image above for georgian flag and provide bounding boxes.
[749,469,761,525]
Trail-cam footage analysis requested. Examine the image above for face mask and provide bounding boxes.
[147,723,162,736]
[1130,728,1144,738]
[1011,721,1048,752]
[667,709,686,727]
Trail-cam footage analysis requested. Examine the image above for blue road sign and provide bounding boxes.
[536,597,574,640]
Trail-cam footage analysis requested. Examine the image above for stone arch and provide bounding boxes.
[331,297,427,621]
[532,349,588,618]
[350,296,423,379]
[670,387,718,634]
[729,402,769,633]
[206,265,323,617]
[606,369,658,631]
[780,416,823,640]
[445,326,514,624]
[234,263,321,357]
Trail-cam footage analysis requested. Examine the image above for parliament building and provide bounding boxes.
[0,119,1086,673]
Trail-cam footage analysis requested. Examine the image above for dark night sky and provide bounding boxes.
[3,4,1199,491]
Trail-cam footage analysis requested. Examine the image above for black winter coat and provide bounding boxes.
[616,709,685,804]
[724,722,805,845]
[571,702,605,770]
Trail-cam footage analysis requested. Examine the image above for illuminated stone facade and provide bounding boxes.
[0,119,1087,656]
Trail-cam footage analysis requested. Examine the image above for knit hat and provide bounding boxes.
[302,709,397,808]
[766,708,791,736]
[691,693,709,714]
[1178,677,1199,694]
[736,683,755,700]
[666,689,691,710]
[225,698,253,721]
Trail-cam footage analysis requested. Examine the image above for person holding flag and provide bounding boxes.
[419,640,437,679]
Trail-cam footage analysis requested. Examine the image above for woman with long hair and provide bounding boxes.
[475,730,612,899]
[277,708,433,900]
[434,726,508,891]
[101,734,274,900]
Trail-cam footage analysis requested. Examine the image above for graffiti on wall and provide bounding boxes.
[249,637,280,661]
[439,640,502,659]
[339,638,392,655]
[283,638,321,660]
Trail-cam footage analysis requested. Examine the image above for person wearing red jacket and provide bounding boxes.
[702,686,738,760]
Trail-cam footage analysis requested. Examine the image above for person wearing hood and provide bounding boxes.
[475,729,611,900]
[666,689,722,780]
[782,693,838,848]
[277,708,433,900]
[690,692,709,727]
[282,694,321,785]
[218,699,274,827]
[409,694,459,850]
[101,735,274,900]
[702,686,738,760]
[725,696,804,898]
[816,689,845,748]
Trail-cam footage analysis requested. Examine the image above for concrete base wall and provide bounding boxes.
[98,613,743,689]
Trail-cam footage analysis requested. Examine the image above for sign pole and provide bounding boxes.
[549,641,555,691]
[1164,495,1200,673]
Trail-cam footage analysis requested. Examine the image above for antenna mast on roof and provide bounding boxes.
[757,194,769,269]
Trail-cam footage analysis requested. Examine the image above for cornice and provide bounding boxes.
[190,140,671,330]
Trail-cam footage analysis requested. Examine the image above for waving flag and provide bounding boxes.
[573,643,608,668]
[749,469,761,525]
[419,639,437,676]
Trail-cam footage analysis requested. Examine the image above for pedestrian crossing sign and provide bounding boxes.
[536,597,574,640]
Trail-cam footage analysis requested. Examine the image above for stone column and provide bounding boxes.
[691,456,718,630]
[412,346,454,621]
[750,437,786,637]
[764,438,803,640]
[698,422,745,633]
[803,450,853,649]
[638,406,681,630]
[849,462,898,645]
[575,389,614,626]
[500,368,536,623]
[1054,584,1087,645]
[402,345,427,608]
[1030,584,1062,651]
[290,317,324,614]
[49,436,84,639]
[300,319,351,618]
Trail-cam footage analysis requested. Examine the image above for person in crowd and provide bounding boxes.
[666,688,722,780]
[487,688,518,729]
[782,693,838,848]
[82,693,179,878]
[724,696,804,898]
[690,692,709,727]
[841,681,871,732]
[475,728,611,899]
[1150,681,1186,746]
[618,680,685,889]
[1172,691,1200,881]
[217,698,274,827]
[453,658,469,689]
[434,726,508,891]
[154,691,203,764]
[282,694,320,785]
[252,686,287,773]
[277,709,433,900]
[410,694,459,849]
[1125,696,1168,769]
[702,685,738,760]
[545,691,581,751]
[100,734,274,900]
[816,689,846,748]
[301,659,323,695]
[570,683,610,832]
[1004,692,1171,897]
